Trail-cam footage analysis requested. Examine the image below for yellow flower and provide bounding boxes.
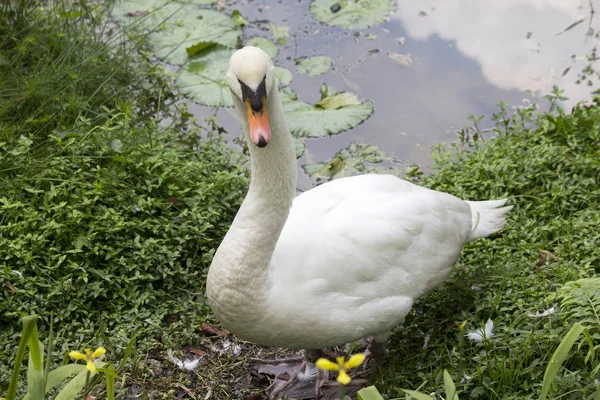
[69,347,106,372]
[315,353,365,385]
[459,320,468,333]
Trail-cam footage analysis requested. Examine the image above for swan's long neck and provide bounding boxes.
[207,88,296,330]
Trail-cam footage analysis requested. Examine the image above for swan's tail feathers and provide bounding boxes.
[465,199,513,243]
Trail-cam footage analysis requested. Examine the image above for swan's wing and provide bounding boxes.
[268,174,473,335]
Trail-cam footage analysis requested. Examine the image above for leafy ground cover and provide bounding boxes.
[0,0,247,391]
[1,0,599,399]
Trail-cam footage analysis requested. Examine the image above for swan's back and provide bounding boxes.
[242,174,508,349]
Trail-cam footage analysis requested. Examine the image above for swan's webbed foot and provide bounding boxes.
[249,349,367,399]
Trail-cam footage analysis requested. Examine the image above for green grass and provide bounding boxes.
[0,0,247,391]
[1,1,600,399]
[377,94,600,399]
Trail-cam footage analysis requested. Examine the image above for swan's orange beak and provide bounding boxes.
[245,98,271,148]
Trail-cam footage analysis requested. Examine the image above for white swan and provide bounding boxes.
[207,46,512,371]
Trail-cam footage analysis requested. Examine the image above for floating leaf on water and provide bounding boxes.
[316,91,360,109]
[246,37,278,59]
[112,0,218,29]
[232,9,248,26]
[269,23,290,45]
[388,52,412,66]
[302,143,404,182]
[297,56,333,77]
[275,67,293,86]
[146,8,240,65]
[310,0,395,29]
[293,137,306,158]
[281,87,374,138]
[365,34,377,40]
[186,41,217,57]
[176,47,234,107]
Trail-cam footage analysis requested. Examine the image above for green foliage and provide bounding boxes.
[376,94,600,398]
[0,0,247,391]
[539,323,587,400]
[558,278,600,329]
[6,316,104,400]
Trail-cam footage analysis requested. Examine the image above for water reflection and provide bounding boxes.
[191,0,598,188]
[394,0,598,108]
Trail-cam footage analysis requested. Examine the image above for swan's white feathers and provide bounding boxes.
[254,174,473,348]
[207,47,513,351]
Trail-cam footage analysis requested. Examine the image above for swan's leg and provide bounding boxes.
[371,333,390,366]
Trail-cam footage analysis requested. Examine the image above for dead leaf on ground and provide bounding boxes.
[185,347,208,357]
[202,322,229,337]
[536,249,561,267]
[4,283,16,295]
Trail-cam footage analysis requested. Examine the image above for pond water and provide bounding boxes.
[115,0,598,190]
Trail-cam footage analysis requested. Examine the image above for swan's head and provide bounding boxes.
[227,46,276,148]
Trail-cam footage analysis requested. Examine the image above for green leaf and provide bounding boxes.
[246,37,278,59]
[269,23,289,45]
[558,277,600,327]
[443,370,458,400]
[185,41,217,57]
[297,55,332,77]
[401,389,435,400]
[231,9,248,26]
[357,385,385,400]
[302,143,404,182]
[539,322,586,400]
[105,364,117,400]
[281,87,373,138]
[46,364,87,392]
[110,139,124,153]
[23,364,87,399]
[55,362,103,400]
[310,0,396,29]
[6,316,39,400]
[275,66,293,86]
[147,8,240,65]
[176,47,234,107]
[27,341,44,400]
[293,137,305,158]
[112,0,219,31]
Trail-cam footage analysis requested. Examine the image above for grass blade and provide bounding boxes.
[443,369,458,400]
[27,341,44,400]
[357,385,385,400]
[105,364,116,400]
[6,315,39,400]
[539,322,585,400]
[401,389,435,400]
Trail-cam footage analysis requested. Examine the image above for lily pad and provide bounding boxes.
[293,137,306,158]
[275,67,293,86]
[246,37,278,59]
[269,23,290,45]
[281,87,374,138]
[147,7,240,65]
[112,0,218,30]
[297,56,332,77]
[176,47,234,107]
[302,143,406,182]
[310,0,395,29]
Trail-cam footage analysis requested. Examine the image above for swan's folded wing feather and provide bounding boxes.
[269,175,473,306]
